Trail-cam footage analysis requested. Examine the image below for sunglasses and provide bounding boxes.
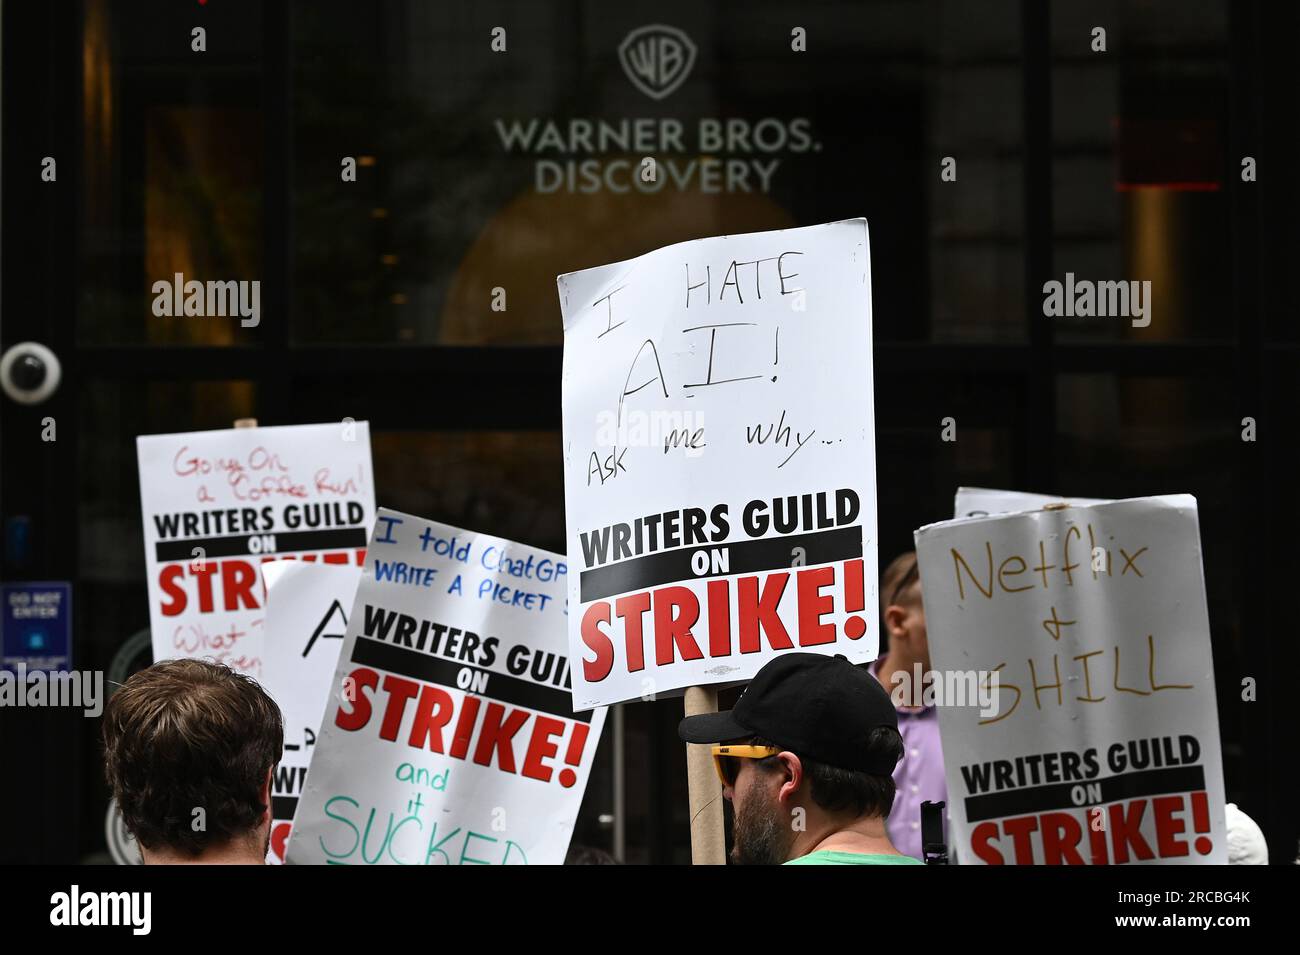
[710,744,781,787]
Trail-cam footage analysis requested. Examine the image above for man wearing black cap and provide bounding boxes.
[679,652,922,865]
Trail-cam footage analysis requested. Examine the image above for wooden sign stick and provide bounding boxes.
[683,685,727,865]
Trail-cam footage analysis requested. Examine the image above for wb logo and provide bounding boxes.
[619,24,696,101]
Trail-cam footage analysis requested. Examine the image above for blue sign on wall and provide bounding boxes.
[2,582,72,673]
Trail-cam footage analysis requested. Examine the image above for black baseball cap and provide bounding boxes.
[678,653,900,775]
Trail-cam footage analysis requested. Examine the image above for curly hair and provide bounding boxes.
[102,659,283,857]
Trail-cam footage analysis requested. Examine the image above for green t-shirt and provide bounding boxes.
[784,850,924,866]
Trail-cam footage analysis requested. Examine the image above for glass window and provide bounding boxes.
[371,431,565,551]
[1050,0,1231,343]
[78,0,265,346]
[290,0,1024,345]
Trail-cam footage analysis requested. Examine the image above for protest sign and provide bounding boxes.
[914,495,1226,864]
[286,508,605,866]
[260,560,362,863]
[558,219,878,709]
[137,421,374,676]
[954,487,1110,519]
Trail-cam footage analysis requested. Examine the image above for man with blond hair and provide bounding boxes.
[869,550,949,860]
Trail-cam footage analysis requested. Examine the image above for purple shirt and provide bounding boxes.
[870,657,948,860]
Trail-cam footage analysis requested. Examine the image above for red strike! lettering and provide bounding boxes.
[580,564,854,683]
[332,667,585,787]
[969,792,1214,864]
[157,550,366,616]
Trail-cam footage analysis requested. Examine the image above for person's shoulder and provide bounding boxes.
[870,854,926,865]
[785,851,925,865]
